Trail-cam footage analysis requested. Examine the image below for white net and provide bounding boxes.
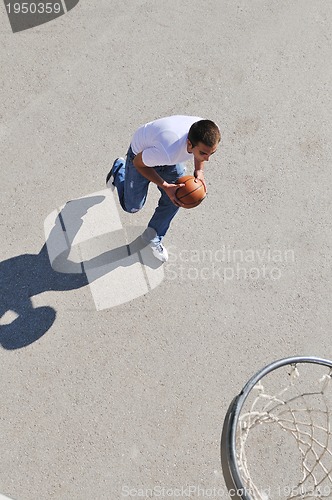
[236,363,332,500]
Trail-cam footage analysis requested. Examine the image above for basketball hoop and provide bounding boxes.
[221,357,332,500]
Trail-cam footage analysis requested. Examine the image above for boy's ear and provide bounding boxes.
[187,139,193,151]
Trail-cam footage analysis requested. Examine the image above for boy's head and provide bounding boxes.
[188,120,221,148]
[187,120,221,162]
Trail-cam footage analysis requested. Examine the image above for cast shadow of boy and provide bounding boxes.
[0,195,161,350]
[0,196,101,350]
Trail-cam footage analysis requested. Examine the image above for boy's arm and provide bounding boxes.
[193,158,207,193]
[133,152,185,207]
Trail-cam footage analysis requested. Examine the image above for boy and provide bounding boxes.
[106,115,220,262]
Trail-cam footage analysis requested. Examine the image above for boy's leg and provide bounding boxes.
[112,147,150,213]
[145,163,186,244]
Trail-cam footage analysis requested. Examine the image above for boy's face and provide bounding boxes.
[187,140,219,162]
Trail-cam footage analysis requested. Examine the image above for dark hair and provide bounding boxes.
[188,120,221,147]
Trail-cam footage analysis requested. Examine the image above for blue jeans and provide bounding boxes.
[113,147,186,243]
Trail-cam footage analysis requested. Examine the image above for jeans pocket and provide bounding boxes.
[175,163,186,179]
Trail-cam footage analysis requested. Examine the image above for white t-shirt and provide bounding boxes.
[130,115,202,167]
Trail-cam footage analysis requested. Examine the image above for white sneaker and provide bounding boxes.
[148,241,169,262]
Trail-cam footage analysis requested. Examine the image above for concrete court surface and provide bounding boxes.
[0,0,331,498]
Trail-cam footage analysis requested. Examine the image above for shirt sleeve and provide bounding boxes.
[141,145,170,167]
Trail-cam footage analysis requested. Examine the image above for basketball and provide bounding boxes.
[175,175,206,208]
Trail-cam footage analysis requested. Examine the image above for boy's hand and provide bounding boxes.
[194,170,207,193]
[162,182,185,207]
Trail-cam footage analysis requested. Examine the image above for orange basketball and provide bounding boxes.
[175,175,206,208]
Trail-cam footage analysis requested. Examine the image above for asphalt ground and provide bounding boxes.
[0,1,331,499]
